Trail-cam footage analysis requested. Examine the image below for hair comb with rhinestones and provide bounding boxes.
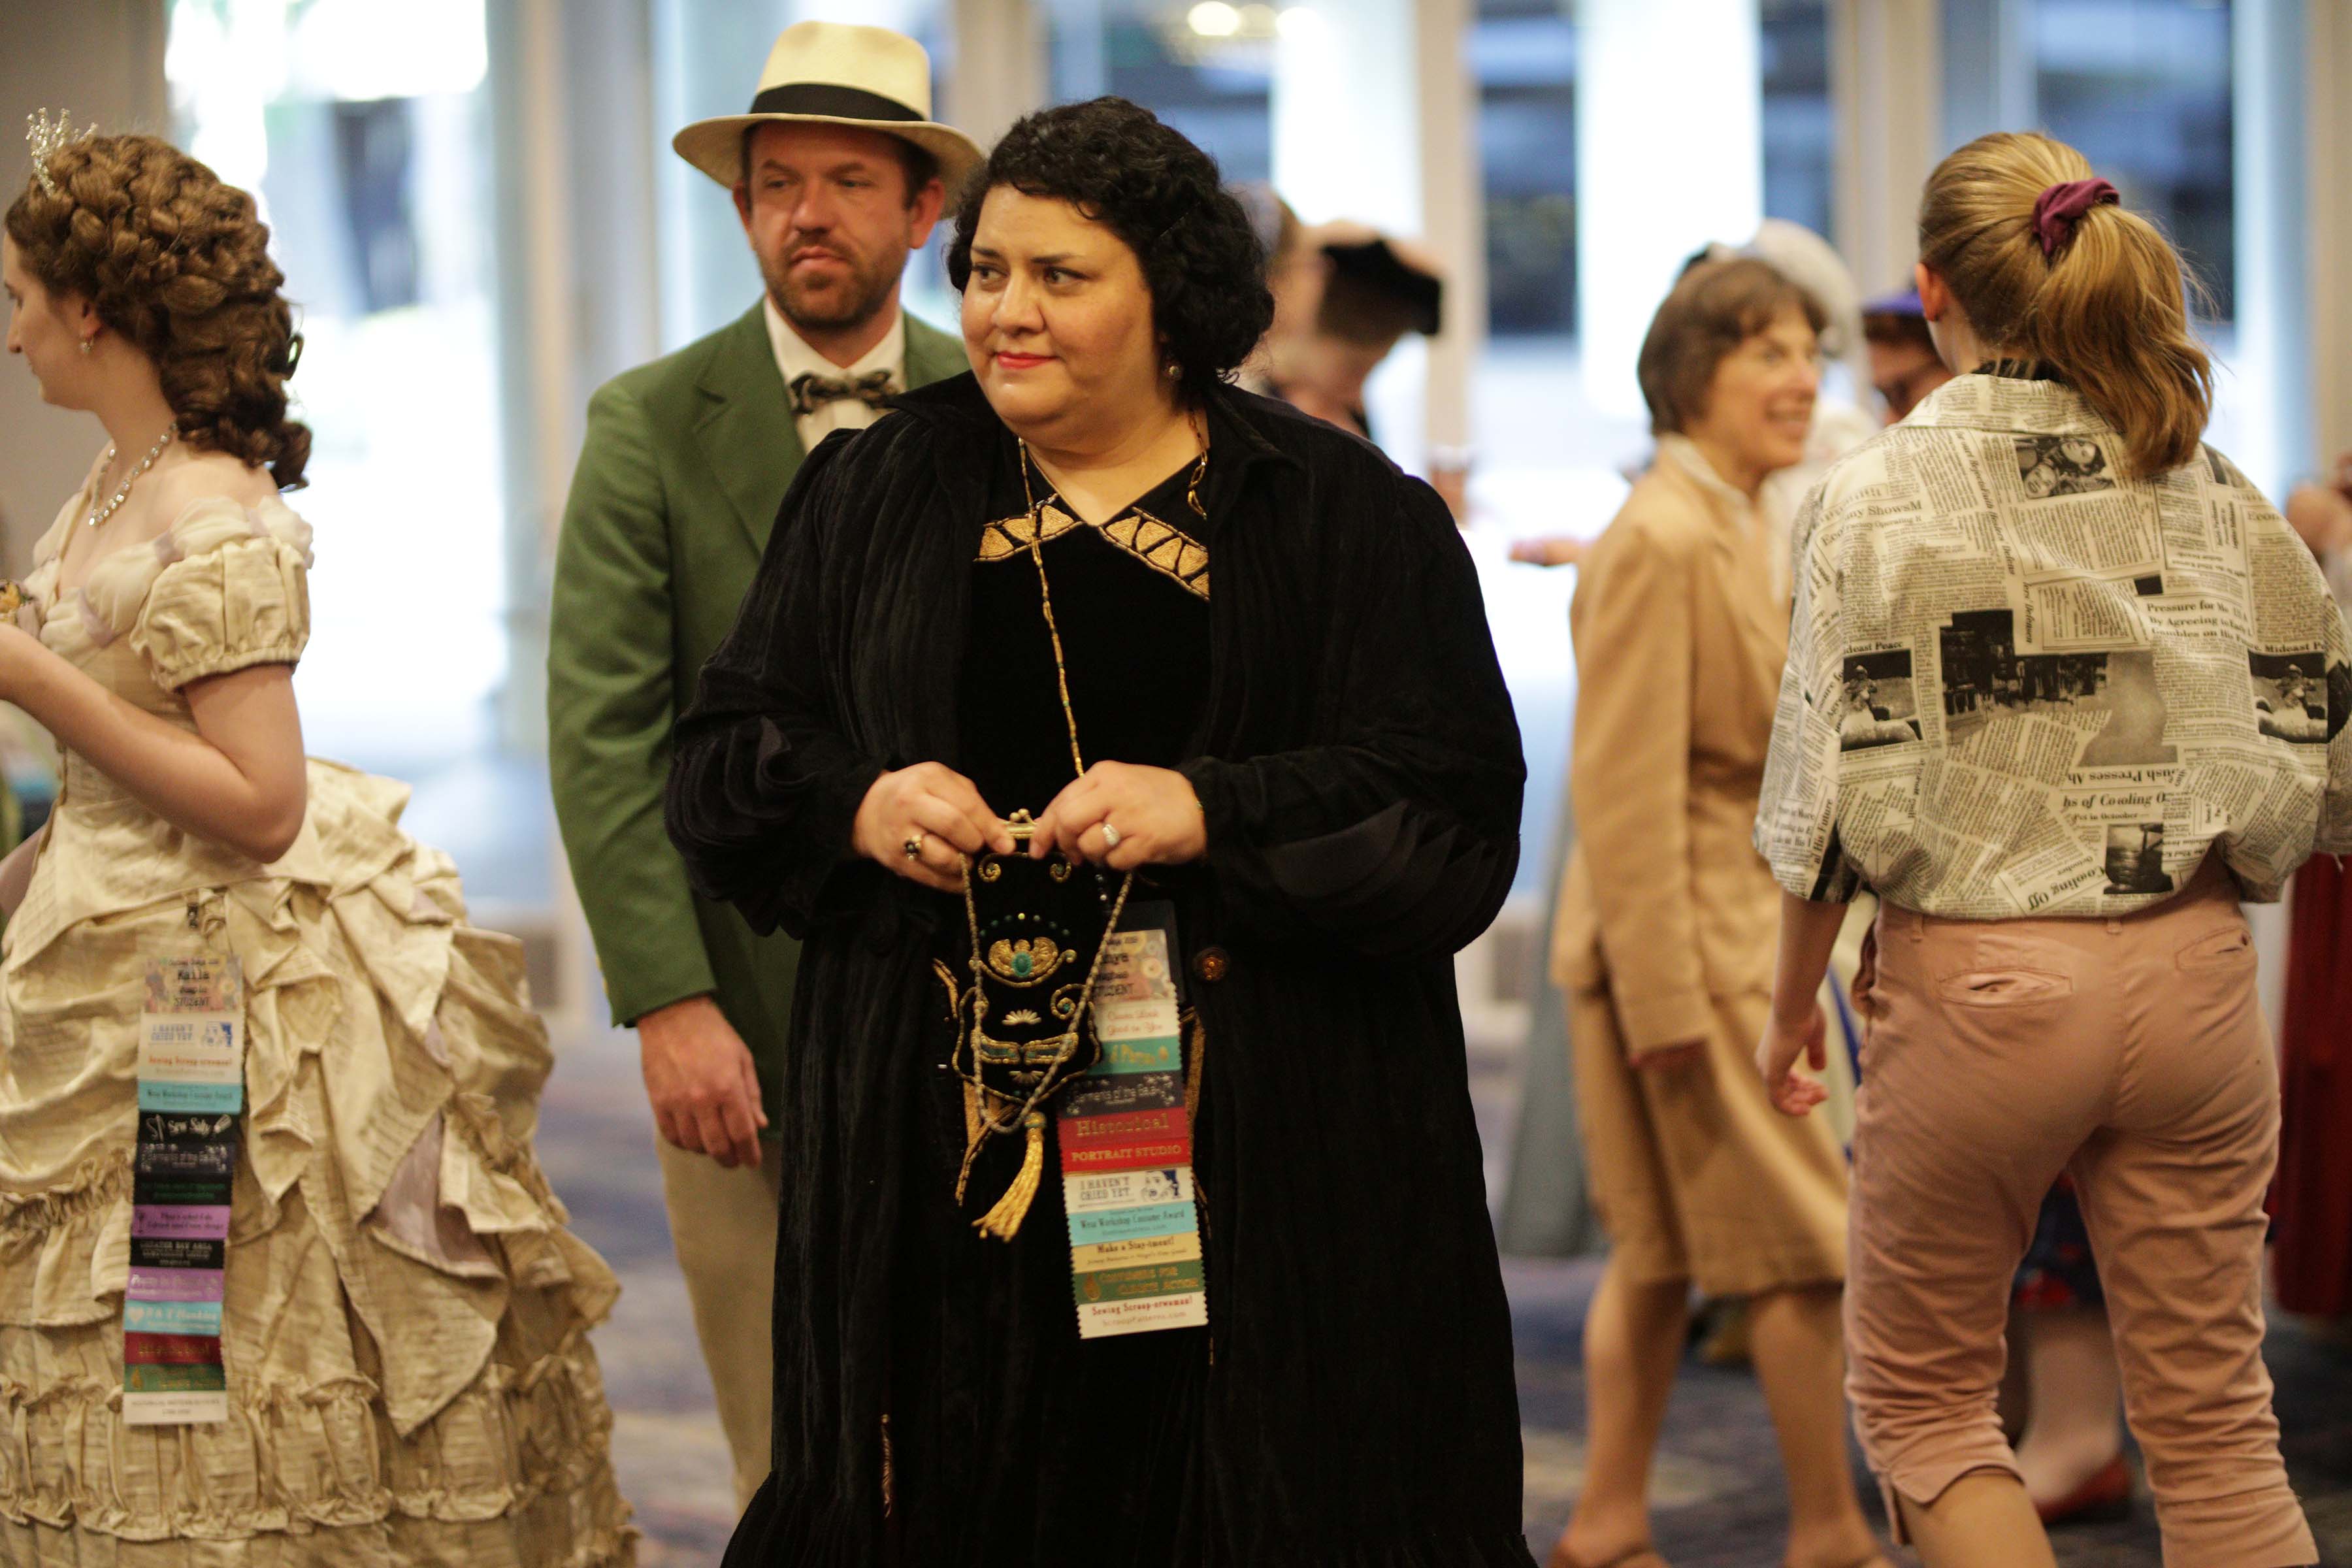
[25,109,96,199]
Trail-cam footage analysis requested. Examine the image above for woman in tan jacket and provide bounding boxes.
[1547,259,1884,1568]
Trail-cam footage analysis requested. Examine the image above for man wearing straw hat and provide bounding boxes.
[547,21,981,1507]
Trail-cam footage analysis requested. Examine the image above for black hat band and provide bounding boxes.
[747,82,924,123]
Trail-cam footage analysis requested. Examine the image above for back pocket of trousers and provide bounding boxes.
[1936,968,2074,1007]
[2175,924,2255,971]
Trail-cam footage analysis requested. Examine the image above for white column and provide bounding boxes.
[1416,0,1484,461]
[1575,0,1763,419]
[2309,0,2352,461]
[2230,0,2311,499]
[1272,0,1420,234]
[1940,0,2034,149]
[1829,0,1942,299]
[948,0,1047,152]
[1269,0,1423,468]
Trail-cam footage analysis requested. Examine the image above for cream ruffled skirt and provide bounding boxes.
[0,762,636,1566]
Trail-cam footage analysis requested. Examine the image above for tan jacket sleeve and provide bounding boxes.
[1568,510,1716,1055]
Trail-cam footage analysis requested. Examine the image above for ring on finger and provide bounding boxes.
[902,831,927,860]
[1100,821,1122,850]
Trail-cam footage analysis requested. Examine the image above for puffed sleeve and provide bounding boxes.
[128,506,312,691]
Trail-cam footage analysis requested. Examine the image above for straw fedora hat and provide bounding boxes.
[672,22,984,192]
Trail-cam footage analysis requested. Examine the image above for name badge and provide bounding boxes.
[1059,906,1207,1338]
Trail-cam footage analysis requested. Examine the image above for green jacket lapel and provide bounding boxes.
[904,313,968,389]
[694,303,805,559]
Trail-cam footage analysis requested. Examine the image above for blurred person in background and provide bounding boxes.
[1546,256,1887,1568]
[1859,290,1955,423]
[1512,225,1876,572]
[1233,183,1322,400]
[2272,448,2352,1328]
[1269,228,1444,445]
[546,20,979,1510]
[1735,222,1880,597]
[3,127,632,1563]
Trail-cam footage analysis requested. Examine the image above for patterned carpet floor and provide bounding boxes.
[538,1022,2352,1566]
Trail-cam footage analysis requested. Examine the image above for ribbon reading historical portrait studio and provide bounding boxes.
[939,425,1213,1338]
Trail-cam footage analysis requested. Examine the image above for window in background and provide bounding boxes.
[2033,0,2234,319]
[1476,0,1576,341]
[167,0,504,778]
[1761,0,1833,241]
[1943,0,2238,445]
[1465,0,1633,894]
[1045,1,1275,184]
[1944,0,2232,314]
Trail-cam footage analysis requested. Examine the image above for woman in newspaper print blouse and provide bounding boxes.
[1756,131,2351,1568]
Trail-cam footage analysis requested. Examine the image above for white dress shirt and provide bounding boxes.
[764,296,906,450]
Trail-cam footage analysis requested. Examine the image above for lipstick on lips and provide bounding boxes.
[992,350,1053,371]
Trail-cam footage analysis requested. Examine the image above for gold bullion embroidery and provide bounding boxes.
[976,504,1210,600]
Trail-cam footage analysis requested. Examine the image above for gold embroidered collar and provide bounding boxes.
[977,502,1210,600]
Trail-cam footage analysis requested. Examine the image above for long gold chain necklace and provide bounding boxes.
[949,415,1210,1240]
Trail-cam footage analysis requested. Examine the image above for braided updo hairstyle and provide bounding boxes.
[8,133,309,489]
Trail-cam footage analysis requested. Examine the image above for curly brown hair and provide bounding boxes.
[7,133,309,488]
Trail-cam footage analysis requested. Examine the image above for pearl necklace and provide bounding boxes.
[85,423,178,529]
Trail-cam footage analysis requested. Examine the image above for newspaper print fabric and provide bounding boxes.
[1757,372,2352,918]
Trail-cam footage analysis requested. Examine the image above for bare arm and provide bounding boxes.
[0,624,306,863]
[1754,890,1848,1116]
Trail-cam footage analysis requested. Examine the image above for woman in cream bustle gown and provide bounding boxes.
[1,131,634,1563]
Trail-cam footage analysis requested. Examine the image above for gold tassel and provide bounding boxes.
[973,1111,1047,1241]
[1183,1011,1207,1124]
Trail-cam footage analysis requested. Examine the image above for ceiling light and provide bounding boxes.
[1188,1,1241,37]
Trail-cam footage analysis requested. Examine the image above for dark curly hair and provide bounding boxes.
[8,133,310,489]
[945,97,1273,406]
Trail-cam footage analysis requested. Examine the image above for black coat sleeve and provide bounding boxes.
[664,434,886,938]
[1178,476,1524,958]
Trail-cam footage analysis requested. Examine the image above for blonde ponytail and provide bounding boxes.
[1918,131,2213,478]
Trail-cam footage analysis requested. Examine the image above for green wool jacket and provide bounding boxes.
[547,302,968,1130]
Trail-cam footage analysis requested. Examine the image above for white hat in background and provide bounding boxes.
[671,21,984,193]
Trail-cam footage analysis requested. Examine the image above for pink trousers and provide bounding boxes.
[1846,859,2317,1567]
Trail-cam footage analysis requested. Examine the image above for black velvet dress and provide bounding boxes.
[668,374,1535,1568]
[890,455,1215,1563]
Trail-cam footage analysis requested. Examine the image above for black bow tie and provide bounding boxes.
[789,368,897,416]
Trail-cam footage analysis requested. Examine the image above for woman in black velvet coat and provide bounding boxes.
[666,97,1533,1568]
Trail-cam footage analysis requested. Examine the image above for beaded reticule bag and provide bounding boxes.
[945,811,1133,1239]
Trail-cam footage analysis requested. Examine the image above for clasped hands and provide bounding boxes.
[851,759,1207,894]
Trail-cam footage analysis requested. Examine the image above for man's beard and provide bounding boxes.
[762,239,902,333]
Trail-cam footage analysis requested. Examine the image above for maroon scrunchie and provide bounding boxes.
[2033,178,2120,258]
